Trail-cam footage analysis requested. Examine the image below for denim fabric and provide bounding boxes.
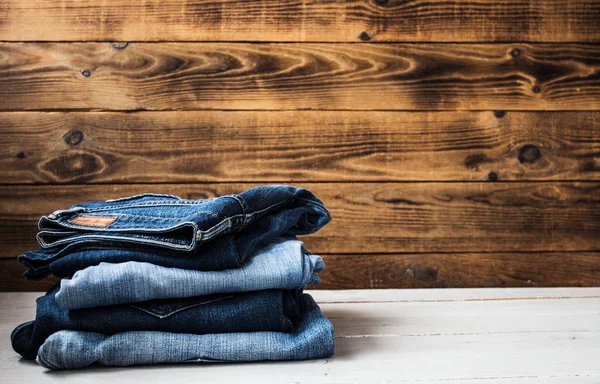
[12,285,301,360]
[55,238,323,309]
[20,185,331,280]
[21,235,252,281]
[36,294,334,369]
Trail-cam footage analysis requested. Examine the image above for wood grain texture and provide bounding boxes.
[1,0,599,42]
[318,253,600,289]
[2,111,600,183]
[1,182,599,258]
[2,251,599,291]
[1,43,600,111]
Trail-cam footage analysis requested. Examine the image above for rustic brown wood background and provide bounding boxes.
[1,0,599,291]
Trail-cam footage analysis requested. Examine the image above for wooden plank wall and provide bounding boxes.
[0,0,599,291]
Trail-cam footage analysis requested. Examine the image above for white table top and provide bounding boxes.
[1,288,599,383]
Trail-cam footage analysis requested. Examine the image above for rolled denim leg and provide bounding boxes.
[20,185,330,281]
[37,294,334,369]
[21,210,316,281]
[12,286,301,360]
[55,238,324,309]
[35,185,330,254]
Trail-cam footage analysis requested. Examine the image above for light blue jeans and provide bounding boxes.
[55,238,323,309]
[37,294,334,369]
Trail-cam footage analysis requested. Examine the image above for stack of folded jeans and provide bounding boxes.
[11,185,334,369]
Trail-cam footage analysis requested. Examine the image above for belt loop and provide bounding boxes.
[229,195,248,214]
[228,195,250,228]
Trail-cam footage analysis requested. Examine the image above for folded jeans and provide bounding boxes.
[12,285,302,360]
[20,185,331,281]
[36,294,334,369]
[55,238,323,309]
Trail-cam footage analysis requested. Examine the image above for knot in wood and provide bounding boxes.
[518,144,542,164]
[64,130,84,146]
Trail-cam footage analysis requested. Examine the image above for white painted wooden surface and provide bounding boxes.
[1,288,599,383]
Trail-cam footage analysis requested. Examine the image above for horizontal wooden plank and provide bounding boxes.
[317,253,600,289]
[1,0,599,42]
[1,43,599,111]
[3,251,599,291]
[0,182,599,257]
[2,111,599,183]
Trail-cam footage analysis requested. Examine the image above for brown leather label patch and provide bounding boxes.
[68,215,117,227]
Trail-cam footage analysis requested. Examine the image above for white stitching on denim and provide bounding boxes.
[36,230,79,235]
[50,210,222,226]
[87,213,184,221]
[198,219,230,241]
[197,198,292,241]
[38,194,324,252]
[38,234,195,250]
[82,199,218,212]
[37,221,200,249]
[47,216,198,233]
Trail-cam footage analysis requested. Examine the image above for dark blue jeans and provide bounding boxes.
[12,284,301,360]
[19,185,331,280]
[36,294,334,369]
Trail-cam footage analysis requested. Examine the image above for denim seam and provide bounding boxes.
[29,241,183,256]
[196,197,285,241]
[226,195,248,214]
[40,218,198,234]
[295,196,328,210]
[21,237,189,263]
[34,230,79,240]
[80,213,184,221]
[200,199,289,236]
[38,233,195,250]
[46,211,221,234]
[77,199,218,212]
[37,216,44,231]
[39,229,81,237]
[197,218,231,241]
[129,295,234,319]
[240,199,291,229]
[63,212,222,222]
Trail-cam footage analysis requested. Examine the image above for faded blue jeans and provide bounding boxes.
[36,294,334,369]
[19,185,331,280]
[55,238,323,309]
[12,287,302,360]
